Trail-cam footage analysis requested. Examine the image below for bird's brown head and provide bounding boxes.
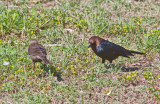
[88,36,104,49]
[29,39,38,45]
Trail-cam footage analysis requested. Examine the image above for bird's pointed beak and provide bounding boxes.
[88,43,91,48]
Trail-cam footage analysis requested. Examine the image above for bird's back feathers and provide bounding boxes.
[96,40,132,58]
[28,44,47,57]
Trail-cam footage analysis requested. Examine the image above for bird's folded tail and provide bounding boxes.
[42,58,52,64]
[129,50,145,55]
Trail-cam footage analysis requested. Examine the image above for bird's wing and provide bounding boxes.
[28,44,47,57]
[97,40,128,56]
[38,44,47,55]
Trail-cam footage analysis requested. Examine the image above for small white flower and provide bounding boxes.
[3,61,10,66]
[107,90,111,95]
[104,90,112,95]
[64,29,74,34]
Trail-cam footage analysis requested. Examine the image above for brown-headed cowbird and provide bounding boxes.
[88,36,145,66]
[28,39,52,69]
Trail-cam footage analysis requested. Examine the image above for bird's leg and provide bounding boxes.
[106,60,112,69]
[43,64,46,71]
[43,64,48,77]
[102,58,105,63]
[106,63,112,69]
[32,61,35,69]
[107,63,111,68]
[108,60,113,67]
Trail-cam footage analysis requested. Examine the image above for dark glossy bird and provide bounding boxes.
[88,36,145,66]
[28,39,52,69]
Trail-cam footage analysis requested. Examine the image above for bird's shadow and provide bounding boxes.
[40,65,63,82]
[105,64,140,72]
[120,66,139,72]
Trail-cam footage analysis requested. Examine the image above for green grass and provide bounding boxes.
[0,0,160,103]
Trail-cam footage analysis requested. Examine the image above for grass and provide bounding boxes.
[0,0,160,103]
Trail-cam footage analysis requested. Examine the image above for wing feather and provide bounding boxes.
[97,40,130,57]
[28,44,47,57]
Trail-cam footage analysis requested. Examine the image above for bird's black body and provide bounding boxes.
[88,36,144,64]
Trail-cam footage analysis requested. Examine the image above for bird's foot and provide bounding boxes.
[105,63,113,69]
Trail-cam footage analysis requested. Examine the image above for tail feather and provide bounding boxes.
[42,58,52,64]
[129,50,145,55]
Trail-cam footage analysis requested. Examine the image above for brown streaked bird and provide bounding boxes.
[28,39,52,69]
[88,36,145,67]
